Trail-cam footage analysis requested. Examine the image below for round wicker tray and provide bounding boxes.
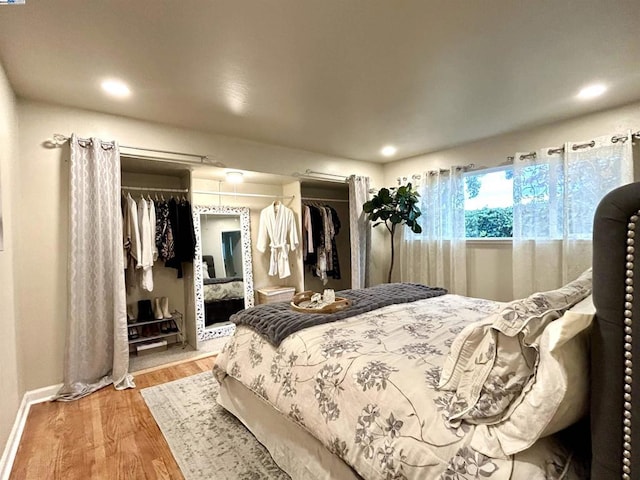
[290,290,351,314]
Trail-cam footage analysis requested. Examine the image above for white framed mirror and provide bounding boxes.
[193,205,254,341]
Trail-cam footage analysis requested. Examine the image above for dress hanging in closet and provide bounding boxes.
[257,202,299,279]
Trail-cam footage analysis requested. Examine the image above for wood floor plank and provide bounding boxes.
[10,356,216,479]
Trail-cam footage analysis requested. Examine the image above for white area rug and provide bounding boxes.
[141,372,290,480]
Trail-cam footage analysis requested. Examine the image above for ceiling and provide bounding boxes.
[0,1,638,163]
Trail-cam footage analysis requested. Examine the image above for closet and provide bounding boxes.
[121,159,197,360]
[300,181,351,292]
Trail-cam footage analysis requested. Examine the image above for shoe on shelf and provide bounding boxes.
[160,321,170,334]
[127,305,136,323]
[152,298,163,320]
[169,319,179,333]
[161,297,172,319]
[128,327,139,340]
[137,300,154,321]
[149,323,160,336]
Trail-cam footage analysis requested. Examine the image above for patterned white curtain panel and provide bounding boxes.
[512,132,634,298]
[55,134,134,401]
[348,175,371,289]
[399,167,467,295]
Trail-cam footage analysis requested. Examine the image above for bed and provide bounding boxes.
[213,182,640,479]
[202,255,245,327]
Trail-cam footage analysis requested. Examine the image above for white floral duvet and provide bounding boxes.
[203,280,244,302]
[213,294,584,480]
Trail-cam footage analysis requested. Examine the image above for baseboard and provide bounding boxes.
[0,383,62,480]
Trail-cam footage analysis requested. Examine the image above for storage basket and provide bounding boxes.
[257,286,296,304]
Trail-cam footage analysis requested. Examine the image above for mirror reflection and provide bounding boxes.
[193,206,254,341]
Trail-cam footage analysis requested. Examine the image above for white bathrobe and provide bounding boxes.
[257,202,299,279]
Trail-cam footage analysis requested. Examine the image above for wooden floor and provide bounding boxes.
[10,357,216,480]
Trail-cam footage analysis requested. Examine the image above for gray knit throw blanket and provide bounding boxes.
[230,283,447,346]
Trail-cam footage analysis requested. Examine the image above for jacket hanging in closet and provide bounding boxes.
[122,193,141,289]
[257,202,299,279]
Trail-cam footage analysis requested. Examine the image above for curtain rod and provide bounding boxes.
[397,164,475,183]
[302,196,349,203]
[303,169,347,179]
[193,190,295,200]
[506,130,640,162]
[122,185,188,193]
[49,133,225,167]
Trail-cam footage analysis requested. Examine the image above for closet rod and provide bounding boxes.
[122,185,189,193]
[302,196,349,203]
[193,190,295,200]
[50,133,225,167]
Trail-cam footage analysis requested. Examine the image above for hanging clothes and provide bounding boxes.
[123,193,142,289]
[149,198,158,262]
[155,199,176,262]
[138,197,155,291]
[302,203,342,284]
[257,201,299,279]
[326,206,341,280]
[164,197,196,278]
[302,205,314,260]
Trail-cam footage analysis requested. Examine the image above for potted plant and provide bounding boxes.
[363,183,422,283]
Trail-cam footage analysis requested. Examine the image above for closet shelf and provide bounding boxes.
[128,318,176,327]
[127,310,185,348]
[128,332,181,345]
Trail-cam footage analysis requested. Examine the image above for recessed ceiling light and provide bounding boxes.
[226,171,244,184]
[101,79,131,98]
[577,83,607,100]
[381,145,397,157]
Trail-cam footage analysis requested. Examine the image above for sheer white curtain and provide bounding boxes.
[399,167,467,294]
[348,175,371,288]
[513,132,634,298]
[56,135,134,401]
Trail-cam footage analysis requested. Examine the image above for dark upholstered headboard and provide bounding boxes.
[592,182,640,479]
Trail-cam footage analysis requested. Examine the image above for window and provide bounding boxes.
[464,167,513,238]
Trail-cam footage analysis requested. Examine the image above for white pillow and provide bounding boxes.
[469,295,594,457]
[202,262,210,279]
[438,269,592,425]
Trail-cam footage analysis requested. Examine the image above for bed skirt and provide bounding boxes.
[217,375,362,480]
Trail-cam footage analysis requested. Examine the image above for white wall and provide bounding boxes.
[14,99,384,391]
[0,62,20,455]
[384,101,640,300]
